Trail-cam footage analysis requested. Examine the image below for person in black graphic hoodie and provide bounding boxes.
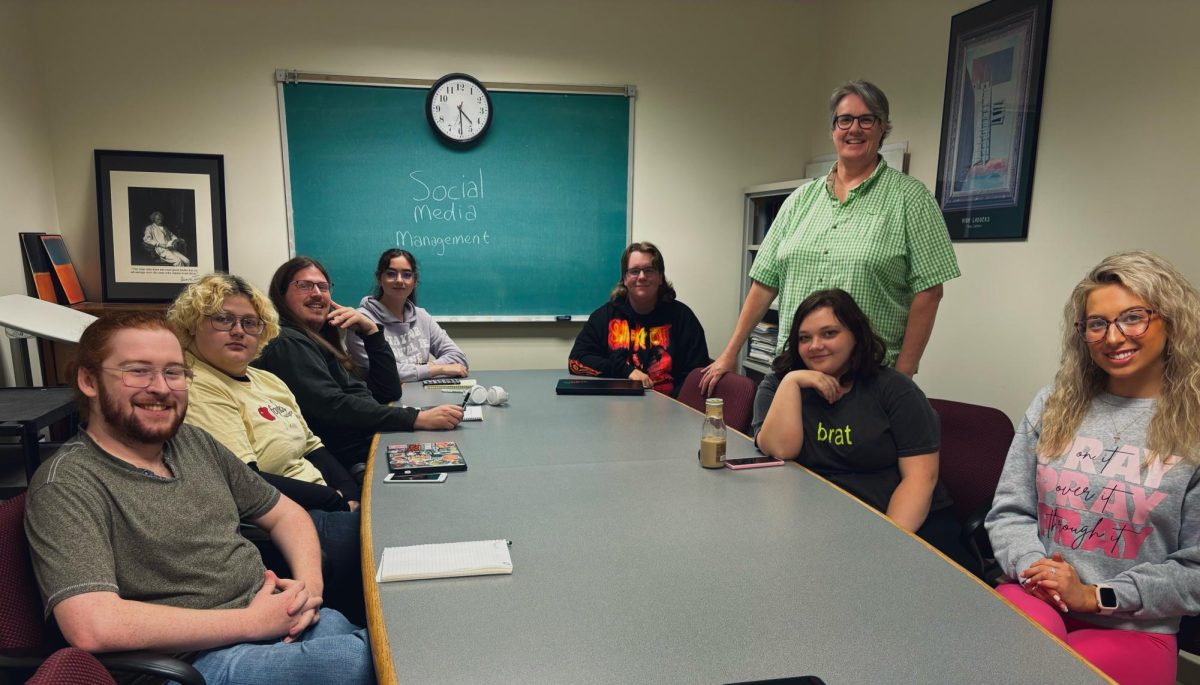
[569,241,710,398]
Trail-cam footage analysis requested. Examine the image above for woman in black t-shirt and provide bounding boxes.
[751,288,970,567]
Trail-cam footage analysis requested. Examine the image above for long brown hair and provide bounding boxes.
[267,256,355,372]
[608,241,677,304]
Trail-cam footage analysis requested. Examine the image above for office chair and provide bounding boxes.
[677,368,759,435]
[23,647,116,685]
[0,494,205,685]
[928,398,1014,582]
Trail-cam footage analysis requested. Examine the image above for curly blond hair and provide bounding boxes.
[1040,251,1200,463]
[167,273,280,360]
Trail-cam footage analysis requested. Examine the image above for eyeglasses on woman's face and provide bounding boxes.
[832,114,881,131]
[625,267,659,278]
[1076,307,1156,344]
[208,313,264,336]
[382,269,416,282]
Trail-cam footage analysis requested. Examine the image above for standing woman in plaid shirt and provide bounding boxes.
[701,80,960,394]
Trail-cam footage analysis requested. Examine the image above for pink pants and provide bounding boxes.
[996,583,1177,685]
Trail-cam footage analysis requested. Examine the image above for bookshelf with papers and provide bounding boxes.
[740,178,810,378]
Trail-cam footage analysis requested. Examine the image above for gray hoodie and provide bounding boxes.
[348,296,468,382]
[986,385,1200,633]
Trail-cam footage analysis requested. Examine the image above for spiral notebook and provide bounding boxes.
[376,539,513,582]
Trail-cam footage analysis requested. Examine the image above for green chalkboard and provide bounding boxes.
[281,81,631,320]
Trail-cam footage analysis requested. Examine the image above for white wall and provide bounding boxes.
[805,0,1200,420]
[11,0,818,375]
[0,0,59,385]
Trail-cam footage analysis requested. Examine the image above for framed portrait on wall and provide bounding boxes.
[934,0,1053,241]
[95,150,228,302]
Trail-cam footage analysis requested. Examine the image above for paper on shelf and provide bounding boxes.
[377,539,513,582]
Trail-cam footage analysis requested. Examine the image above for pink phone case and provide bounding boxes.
[725,458,784,470]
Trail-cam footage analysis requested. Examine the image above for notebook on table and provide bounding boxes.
[555,378,646,396]
[376,539,513,582]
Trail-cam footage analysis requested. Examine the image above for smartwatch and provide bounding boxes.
[1094,584,1118,615]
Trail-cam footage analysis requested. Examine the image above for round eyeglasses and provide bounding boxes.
[209,313,265,335]
[832,114,881,130]
[101,365,193,390]
[1075,308,1155,344]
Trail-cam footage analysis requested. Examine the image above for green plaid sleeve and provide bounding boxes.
[902,183,960,293]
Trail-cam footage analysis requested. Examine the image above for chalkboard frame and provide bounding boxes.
[274,70,635,322]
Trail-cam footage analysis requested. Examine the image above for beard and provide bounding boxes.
[96,379,187,445]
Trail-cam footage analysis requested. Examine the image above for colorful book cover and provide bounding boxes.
[387,442,468,474]
[39,234,86,304]
[18,232,57,303]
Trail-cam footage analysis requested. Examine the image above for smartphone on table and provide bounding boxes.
[725,456,784,470]
[383,472,448,483]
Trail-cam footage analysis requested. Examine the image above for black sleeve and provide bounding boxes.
[358,329,403,404]
[254,469,348,512]
[877,370,940,457]
[568,305,634,378]
[669,302,712,391]
[256,333,419,433]
[304,445,361,502]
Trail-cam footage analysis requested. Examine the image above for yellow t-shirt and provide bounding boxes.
[185,353,326,484]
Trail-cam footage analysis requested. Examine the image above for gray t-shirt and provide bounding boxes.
[25,424,280,618]
[986,386,1200,633]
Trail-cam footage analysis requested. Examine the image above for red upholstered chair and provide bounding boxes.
[677,368,759,435]
[927,398,1015,581]
[24,647,116,685]
[0,493,206,685]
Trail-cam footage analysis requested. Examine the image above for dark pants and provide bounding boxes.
[916,507,977,573]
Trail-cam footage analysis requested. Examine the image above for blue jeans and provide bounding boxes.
[309,509,365,627]
[175,608,373,685]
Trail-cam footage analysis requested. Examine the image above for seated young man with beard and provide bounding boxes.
[23,311,373,685]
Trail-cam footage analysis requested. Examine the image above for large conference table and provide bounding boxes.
[361,370,1109,684]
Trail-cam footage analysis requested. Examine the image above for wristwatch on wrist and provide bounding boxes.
[1094,584,1118,615]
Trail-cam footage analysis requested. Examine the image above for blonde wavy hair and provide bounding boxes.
[1040,251,1200,463]
[167,273,280,360]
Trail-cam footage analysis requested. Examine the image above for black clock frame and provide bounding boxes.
[425,73,493,148]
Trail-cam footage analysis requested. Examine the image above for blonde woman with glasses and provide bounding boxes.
[986,251,1200,685]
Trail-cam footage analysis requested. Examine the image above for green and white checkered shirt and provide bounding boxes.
[749,159,960,365]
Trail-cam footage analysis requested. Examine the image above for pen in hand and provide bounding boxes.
[461,391,470,411]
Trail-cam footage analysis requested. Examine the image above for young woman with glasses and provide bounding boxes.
[346,248,469,383]
[167,273,367,625]
[568,241,710,397]
[701,80,960,395]
[751,288,972,569]
[986,251,1200,685]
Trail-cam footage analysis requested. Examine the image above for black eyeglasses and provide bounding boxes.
[209,313,265,335]
[833,114,881,130]
[625,267,659,278]
[1076,308,1156,344]
[101,365,193,390]
[290,279,332,293]
[383,269,416,282]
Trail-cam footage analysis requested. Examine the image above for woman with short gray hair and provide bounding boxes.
[702,80,959,393]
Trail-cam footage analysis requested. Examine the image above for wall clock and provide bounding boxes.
[426,73,492,146]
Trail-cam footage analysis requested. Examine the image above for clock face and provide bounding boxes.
[426,74,492,145]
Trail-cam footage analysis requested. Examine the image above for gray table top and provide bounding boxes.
[365,370,1107,685]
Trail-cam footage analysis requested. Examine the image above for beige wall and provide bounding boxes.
[806,0,1200,420]
[4,0,1199,423]
[8,0,817,376]
[0,0,59,385]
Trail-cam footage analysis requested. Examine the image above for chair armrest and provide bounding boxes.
[962,503,994,560]
[97,650,206,685]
